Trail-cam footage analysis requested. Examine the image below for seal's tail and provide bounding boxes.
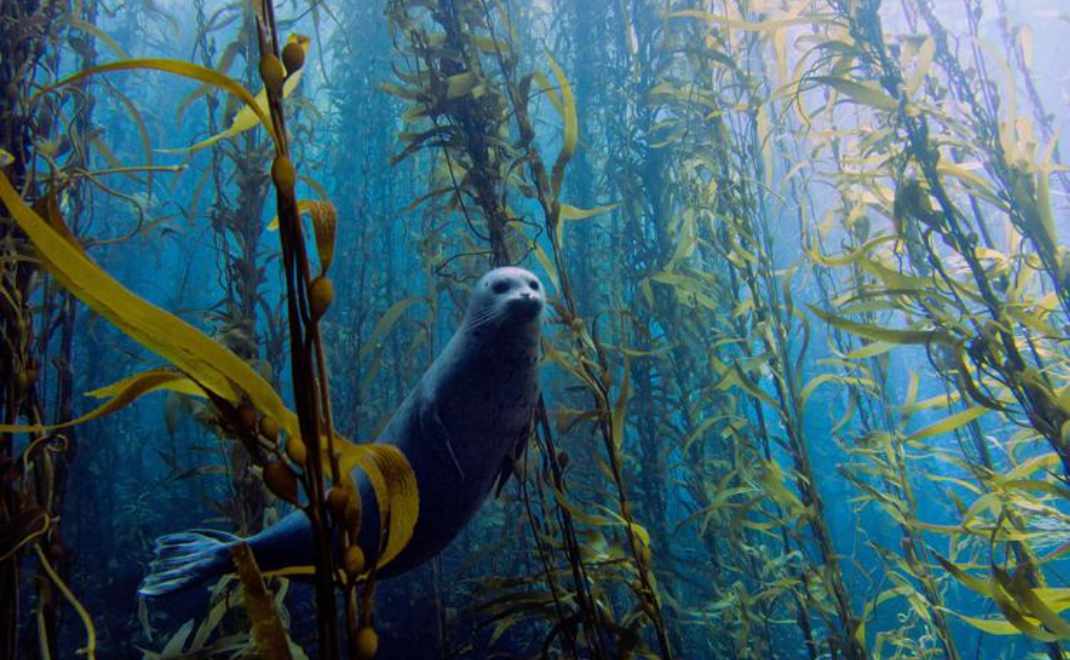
[139,529,239,597]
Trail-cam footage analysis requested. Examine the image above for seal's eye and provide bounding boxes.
[529,279,539,291]
[492,280,510,294]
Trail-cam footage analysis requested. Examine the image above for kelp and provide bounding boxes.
[0,3,418,658]
[5,0,1070,657]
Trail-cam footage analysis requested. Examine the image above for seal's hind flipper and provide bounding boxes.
[139,528,238,597]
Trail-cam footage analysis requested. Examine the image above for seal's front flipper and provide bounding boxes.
[139,528,238,597]
[420,394,466,481]
[494,423,533,497]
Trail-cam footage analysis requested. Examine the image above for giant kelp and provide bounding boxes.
[2,0,1070,658]
[0,2,418,658]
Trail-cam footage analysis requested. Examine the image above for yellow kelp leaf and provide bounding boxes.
[158,34,311,154]
[66,16,130,59]
[0,369,202,434]
[546,52,577,199]
[900,391,961,417]
[906,406,989,443]
[0,507,50,562]
[905,36,934,98]
[560,202,616,220]
[723,362,779,408]
[855,585,914,645]
[997,567,1070,639]
[268,200,338,274]
[551,490,616,527]
[594,504,651,551]
[935,555,993,597]
[757,102,774,190]
[358,297,422,361]
[954,613,1023,636]
[812,76,899,111]
[669,9,825,33]
[335,443,418,570]
[508,221,559,293]
[759,460,804,517]
[87,369,207,400]
[808,305,956,347]
[808,234,898,267]
[904,371,920,409]
[445,72,480,99]
[530,70,562,116]
[858,258,935,292]
[650,271,719,310]
[844,340,896,360]
[0,170,292,433]
[39,58,277,149]
[800,373,873,407]
[0,149,13,167]
[1003,452,1061,483]
[990,567,1063,641]
[926,474,983,495]
[230,543,294,660]
[308,201,338,275]
[937,161,1005,208]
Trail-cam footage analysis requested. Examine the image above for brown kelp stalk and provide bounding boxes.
[1,1,91,657]
[483,13,674,659]
[384,1,673,654]
[792,0,1069,651]
[252,4,342,657]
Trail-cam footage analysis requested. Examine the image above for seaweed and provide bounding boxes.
[2,1,1070,658]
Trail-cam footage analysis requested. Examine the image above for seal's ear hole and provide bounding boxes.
[492,281,510,294]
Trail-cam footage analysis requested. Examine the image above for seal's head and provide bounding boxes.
[465,267,544,334]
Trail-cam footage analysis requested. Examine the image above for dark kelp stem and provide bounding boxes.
[254,4,341,657]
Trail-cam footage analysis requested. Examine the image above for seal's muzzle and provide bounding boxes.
[507,292,543,322]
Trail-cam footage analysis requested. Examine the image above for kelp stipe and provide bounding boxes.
[0,4,417,659]
[384,1,673,657]
[4,1,1070,657]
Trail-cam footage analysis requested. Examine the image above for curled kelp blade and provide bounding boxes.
[0,170,418,566]
[0,169,286,425]
[336,443,419,571]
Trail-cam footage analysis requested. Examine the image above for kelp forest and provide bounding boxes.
[1,0,1069,657]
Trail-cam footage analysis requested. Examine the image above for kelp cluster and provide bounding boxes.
[1,0,1069,658]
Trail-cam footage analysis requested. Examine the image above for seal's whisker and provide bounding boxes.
[466,309,499,329]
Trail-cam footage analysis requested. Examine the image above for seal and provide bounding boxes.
[139,267,544,596]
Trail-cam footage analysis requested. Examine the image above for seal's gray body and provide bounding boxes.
[139,267,543,596]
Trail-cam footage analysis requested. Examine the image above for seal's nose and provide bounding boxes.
[508,291,543,321]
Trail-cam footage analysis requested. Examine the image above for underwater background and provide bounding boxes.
[2,0,1070,658]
